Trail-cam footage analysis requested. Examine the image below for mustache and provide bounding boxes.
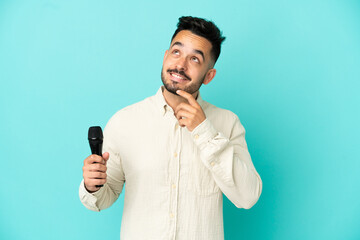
[167,69,191,81]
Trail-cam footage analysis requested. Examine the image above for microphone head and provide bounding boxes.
[88,126,103,140]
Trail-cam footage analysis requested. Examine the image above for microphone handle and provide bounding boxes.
[90,142,104,188]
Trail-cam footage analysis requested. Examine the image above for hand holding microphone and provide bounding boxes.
[82,126,109,193]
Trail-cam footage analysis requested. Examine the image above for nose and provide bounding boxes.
[176,57,187,71]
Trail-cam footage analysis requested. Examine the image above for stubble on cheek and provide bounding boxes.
[161,68,178,95]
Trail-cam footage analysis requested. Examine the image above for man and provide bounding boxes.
[79,16,262,240]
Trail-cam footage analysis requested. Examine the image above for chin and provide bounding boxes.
[163,82,180,95]
[161,69,200,95]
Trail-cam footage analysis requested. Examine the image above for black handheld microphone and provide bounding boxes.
[88,126,104,188]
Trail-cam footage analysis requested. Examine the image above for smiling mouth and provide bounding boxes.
[167,69,191,82]
[170,72,188,81]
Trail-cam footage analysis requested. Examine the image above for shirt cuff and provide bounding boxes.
[191,118,231,172]
[191,118,218,148]
[79,179,105,211]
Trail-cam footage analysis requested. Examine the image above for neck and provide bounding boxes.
[162,87,199,111]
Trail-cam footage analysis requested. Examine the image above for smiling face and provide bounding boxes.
[161,30,217,95]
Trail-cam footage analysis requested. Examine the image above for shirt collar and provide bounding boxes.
[155,86,206,116]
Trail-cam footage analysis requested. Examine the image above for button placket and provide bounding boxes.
[169,120,181,239]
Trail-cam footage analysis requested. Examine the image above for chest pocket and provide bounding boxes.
[185,143,220,196]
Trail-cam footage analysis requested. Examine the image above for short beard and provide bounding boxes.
[161,67,205,95]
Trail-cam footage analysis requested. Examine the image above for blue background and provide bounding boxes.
[1,0,359,239]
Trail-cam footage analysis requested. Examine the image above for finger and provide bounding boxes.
[175,102,196,115]
[87,171,107,179]
[102,152,109,161]
[176,90,199,107]
[178,118,190,127]
[175,110,193,120]
[86,178,107,187]
[88,163,107,172]
[84,154,104,165]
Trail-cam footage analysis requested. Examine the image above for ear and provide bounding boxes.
[203,68,216,85]
[163,50,168,61]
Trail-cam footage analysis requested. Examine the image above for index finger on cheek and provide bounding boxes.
[176,90,191,99]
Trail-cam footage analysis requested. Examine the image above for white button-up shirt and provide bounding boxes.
[79,87,262,240]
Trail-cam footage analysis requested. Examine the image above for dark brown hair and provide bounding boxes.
[171,16,226,63]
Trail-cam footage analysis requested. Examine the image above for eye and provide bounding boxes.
[172,49,180,55]
[191,56,199,63]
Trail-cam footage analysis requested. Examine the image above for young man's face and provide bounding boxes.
[161,30,216,95]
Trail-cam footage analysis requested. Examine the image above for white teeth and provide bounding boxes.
[171,73,186,80]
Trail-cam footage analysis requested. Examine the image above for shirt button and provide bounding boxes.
[175,124,179,130]
[210,162,215,166]
[194,134,199,139]
[174,152,178,158]
[172,184,176,189]
[170,213,174,218]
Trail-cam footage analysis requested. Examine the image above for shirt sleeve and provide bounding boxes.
[79,119,126,212]
[191,117,262,209]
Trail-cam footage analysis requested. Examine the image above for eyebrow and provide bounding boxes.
[171,41,205,62]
